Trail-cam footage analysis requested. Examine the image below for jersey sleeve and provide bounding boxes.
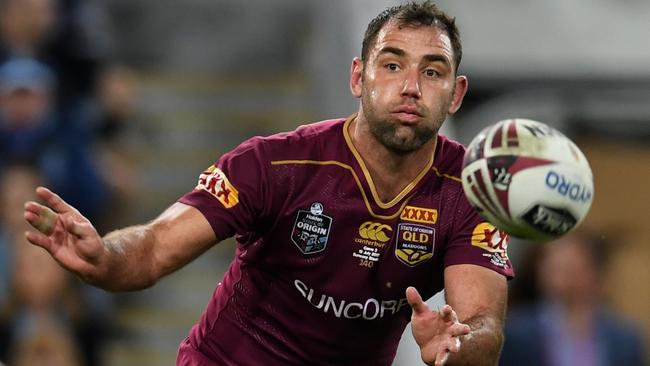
[444,194,515,279]
[178,136,270,241]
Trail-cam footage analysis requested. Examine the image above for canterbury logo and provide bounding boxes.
[358,221,392,242]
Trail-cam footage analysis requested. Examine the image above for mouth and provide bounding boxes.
[391,106,423,123]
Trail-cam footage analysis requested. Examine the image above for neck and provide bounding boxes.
[349,113,436,202]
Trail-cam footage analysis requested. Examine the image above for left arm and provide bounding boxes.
[407,264,507,366]
[443,264,507,365]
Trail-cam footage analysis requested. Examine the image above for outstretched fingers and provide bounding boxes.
[35,186,75,214]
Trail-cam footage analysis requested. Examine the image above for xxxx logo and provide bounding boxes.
[400,206,438,224]
[358,221,392,242]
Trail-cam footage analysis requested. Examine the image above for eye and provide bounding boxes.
[424,69,439,77]
[385,63,400,71]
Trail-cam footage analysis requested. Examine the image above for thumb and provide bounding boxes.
[406,286,429,315]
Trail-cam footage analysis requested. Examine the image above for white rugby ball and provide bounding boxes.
[461,118,594,241]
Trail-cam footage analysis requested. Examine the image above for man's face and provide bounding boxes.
[0,0,57,47]
[538,236,600,303]
[353,21,465,154]
[0,88,51,127]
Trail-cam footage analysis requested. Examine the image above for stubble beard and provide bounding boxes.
[362,92,451,156]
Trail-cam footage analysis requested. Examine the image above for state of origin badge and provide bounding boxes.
[291,202,332,255]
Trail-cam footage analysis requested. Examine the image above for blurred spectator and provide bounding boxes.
[1,236,83,364]
[0,58,57,161]
[0,0,118,222]
[0,162,44,317]
[11,243,88,366]
[0,56,110,221]
[0,0,57,57]
[0,163,46,359]
[0,0,112,101]
[0,164,42,362]
[0,233,106,366]
[500,232,647,366]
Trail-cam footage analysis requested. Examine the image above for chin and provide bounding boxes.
[382,137,428,155]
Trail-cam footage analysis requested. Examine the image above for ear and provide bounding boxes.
[448,75,468,114]
[350,57,363,98]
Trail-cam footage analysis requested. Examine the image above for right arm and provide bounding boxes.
[24,187,217,291]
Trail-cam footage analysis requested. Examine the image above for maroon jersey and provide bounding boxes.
[177,116,514,366]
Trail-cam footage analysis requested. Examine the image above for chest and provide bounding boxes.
[255,168,454,301]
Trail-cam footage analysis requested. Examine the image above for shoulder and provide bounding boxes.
[238,118,346,159]
[431,134,467,184]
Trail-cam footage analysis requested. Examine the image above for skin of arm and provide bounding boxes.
[443,264,508,366]
[24,187,217,292]
[98,202,217,291]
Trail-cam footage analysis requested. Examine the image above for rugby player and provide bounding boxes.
[24,2,513,365]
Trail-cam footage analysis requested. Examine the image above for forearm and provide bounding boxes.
[84,224,159,291]
[86,204,217,291]
[445,315,503,366]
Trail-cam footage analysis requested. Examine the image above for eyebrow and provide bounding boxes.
[377,46,406,57]
[423,54,450,66]
[377,46,451,67]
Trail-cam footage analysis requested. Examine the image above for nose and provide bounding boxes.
[400,69,422,99]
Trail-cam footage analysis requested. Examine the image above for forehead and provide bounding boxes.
[371,20,453,60]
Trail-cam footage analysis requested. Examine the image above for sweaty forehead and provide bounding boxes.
[371,20,453,59]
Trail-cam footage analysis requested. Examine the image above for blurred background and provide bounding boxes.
[0,0,648,365]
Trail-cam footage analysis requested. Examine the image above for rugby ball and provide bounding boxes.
[461,119,594,241]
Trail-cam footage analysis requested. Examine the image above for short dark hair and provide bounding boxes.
[361,1,462,72]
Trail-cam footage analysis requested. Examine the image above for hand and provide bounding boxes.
[406,287,471,366]
[24,187,106,280]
